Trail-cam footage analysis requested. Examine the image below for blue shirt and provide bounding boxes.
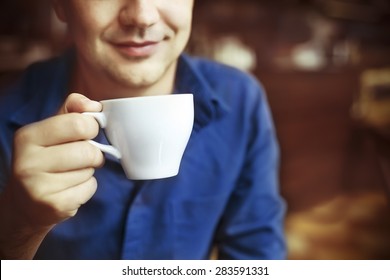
[0,51,286,259]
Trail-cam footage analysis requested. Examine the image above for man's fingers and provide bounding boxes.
[58,93,102,114]
[47,176,98,214]
[21,168,96,198]
[41,141,104,172]
[41,176,99,220]
[14,141,104,179]
[48,168,96,193]
[15,113,100,147]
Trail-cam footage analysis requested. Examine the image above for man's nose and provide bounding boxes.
[118,0,160,28]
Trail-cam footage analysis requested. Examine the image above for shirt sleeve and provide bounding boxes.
[215,86,287,260]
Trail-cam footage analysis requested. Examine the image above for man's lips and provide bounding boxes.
[111,41,160,57]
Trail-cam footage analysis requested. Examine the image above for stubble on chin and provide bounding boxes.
[101,58,165,90]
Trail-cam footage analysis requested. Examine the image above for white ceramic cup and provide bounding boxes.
[84,94,194,180]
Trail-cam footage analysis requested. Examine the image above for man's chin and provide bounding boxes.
[104,63,155,84]
[104,57,175,92]
[112,72,161,90]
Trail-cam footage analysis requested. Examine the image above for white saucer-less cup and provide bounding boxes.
[84,94,194,180]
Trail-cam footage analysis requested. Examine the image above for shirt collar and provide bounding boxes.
[10,52,229,131]
[176,54,229,132]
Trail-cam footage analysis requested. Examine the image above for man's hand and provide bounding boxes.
[0,93,104,259]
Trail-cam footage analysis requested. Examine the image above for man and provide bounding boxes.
[0,0,286,259]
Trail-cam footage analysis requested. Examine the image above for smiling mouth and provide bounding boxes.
[112,41,160,58]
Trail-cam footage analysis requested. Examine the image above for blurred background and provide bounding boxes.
[1,0,390,259]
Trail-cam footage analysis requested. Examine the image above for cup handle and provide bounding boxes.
[83,112,107,128]
[82,112,122,159]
